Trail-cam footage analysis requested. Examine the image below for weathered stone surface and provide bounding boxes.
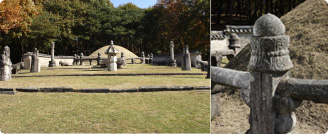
[211,93,221,120]
[30,48,41,73]
[169,86,194,91]
[75,88,110,93]
[12,62,24,74]
[141,51,145,64]
[182,45,192,71]
[211,67,253,89]
[59,61,69,66]
[16,87,39,92]
[169,41,177,66]
[0,88,14,91]
[253,13,285,36]
[0,46,12,81]
[105,40,119,71]
[80,53,84,65]
[139,86,168,92]
[227,33,241,60]
[48,42,56,67]
[110,88,138,93]
[194,86,211,90]
[278,78,328,103]
[40,87,73,92]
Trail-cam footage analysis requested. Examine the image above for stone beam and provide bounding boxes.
[279,78,328,103]
[211,67,253,89]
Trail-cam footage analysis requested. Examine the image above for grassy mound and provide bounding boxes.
[89,45,138,59]
[226,0,328,80]
[218,0,328,133]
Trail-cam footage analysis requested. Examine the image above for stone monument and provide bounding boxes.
[141,51,145,64]
[182,45,192,71]
[97,52,101,65]
[30,48,40,73]
[80,53,84,65]
[227,33,241,60]
[105,40,119,71]
[0,46,12,81]
[121,52,126,65]
[150,53,153,64]
[169,41,177,67]
[48,42,56,67]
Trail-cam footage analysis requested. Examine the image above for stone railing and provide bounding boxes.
[211,13,328,134]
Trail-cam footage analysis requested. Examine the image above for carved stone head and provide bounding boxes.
[248,13,293,73]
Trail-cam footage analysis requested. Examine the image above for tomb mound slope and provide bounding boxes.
[220,0,328,133]
[89,45,138,59]
[226,0,328,79]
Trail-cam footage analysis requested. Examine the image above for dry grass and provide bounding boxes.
[0,91,210,133]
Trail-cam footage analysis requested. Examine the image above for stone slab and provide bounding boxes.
[16,87,39,92]
[40,87,73,92]
[139,86,168,92]
[110,88,138,93]
[75,88,110,93]
[169,86,194,91]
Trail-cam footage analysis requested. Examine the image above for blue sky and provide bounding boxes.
[111,0,158,8]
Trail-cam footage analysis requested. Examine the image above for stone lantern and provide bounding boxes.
[105,40,119,71]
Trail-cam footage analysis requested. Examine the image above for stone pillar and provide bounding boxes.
[73,54,77,65]
[80,53,84,65]
[105,40,119,71]
[0,46,12,81]
[49,42,56,67]
[132,58,135,64]
[182,45,191,71]
[146,54,150,64]
[150,53,153,64]
[141,51,145,64]
[97,52,101,65]
[121,52,126,65]
[246,13,295,134]
[30,48,40,73]
[169,41,177,66]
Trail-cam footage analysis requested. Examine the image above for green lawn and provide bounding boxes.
[1,75,209,89]
[0,92,210,133]
[0,64,210,133]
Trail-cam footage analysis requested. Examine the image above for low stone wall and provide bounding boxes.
[23,54,74,69]
[1,86,210,93]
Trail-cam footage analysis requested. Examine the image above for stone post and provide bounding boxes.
[150,53,153,64]
[48,42,56,67]
[97,52,101,65]
[121,52,126,65]
[182,45,191,71]
[30,48,40,73]
[80,53,84,65]
[132,58,135,64]
[206,56,210,79]
[246,13,295,134]
[0,46,12,81]
[146,54,150,64]
[227,33,241,60]
[169,41,177,66]
[141,51,145,64]
[105,40,119,71]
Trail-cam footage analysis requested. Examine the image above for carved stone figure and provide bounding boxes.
[169,41,177,67]
[30,48,40,73]
[12,62,24,74]
[48,42,56,67]
[182,45,192,71]
[0,46,12,81]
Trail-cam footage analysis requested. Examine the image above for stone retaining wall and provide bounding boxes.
[0,86,210,94]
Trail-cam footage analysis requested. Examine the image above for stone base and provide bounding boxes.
[48,61,56,67]
[170,63,177,67]
[108,63,117,71]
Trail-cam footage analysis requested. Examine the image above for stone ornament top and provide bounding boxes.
[253,13,285,36]
[248,13,293,72]
[105,40,119,54]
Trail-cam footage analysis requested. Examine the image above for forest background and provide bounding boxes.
[0,0,210,63]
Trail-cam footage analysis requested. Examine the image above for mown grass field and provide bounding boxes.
[0,92,210,133]
[0,64,210,133]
